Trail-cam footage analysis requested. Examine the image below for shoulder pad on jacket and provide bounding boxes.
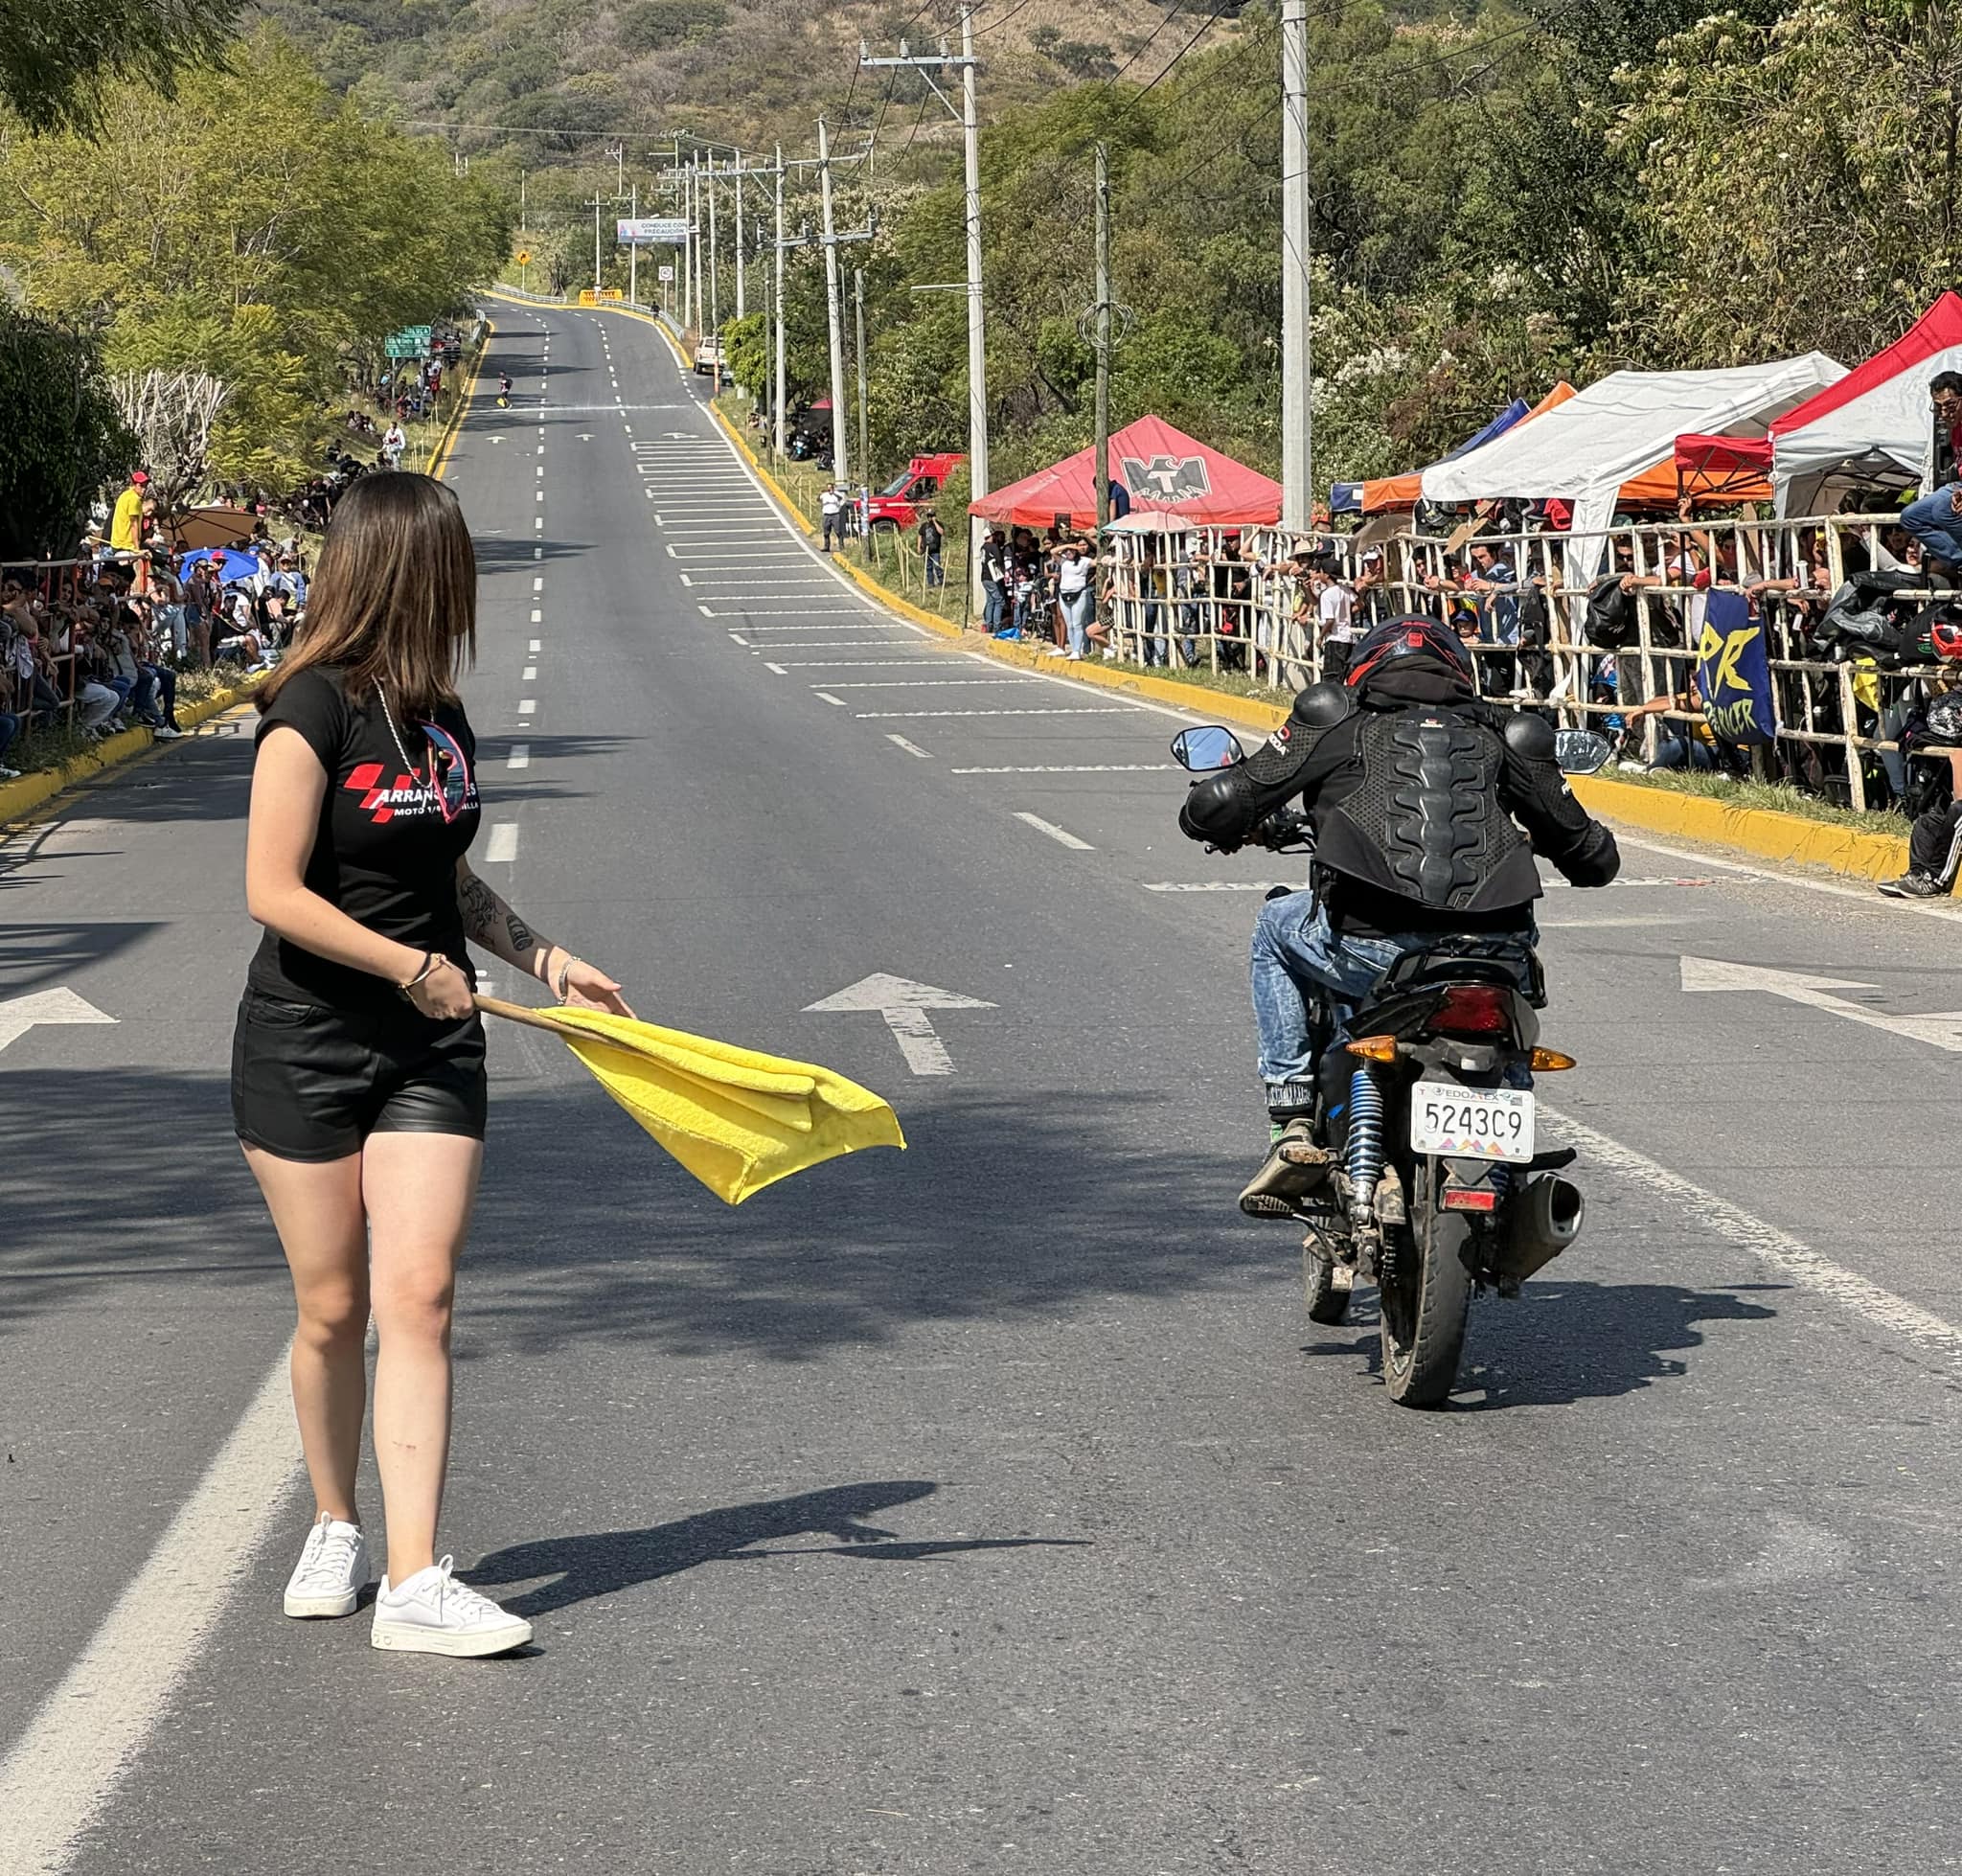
[1502,710,1558,760]
[1291,681,1353,728]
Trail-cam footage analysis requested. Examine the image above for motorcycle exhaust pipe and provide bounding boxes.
[1499,1176,1586,1283]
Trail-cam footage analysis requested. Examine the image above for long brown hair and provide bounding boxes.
[258,471,475,718]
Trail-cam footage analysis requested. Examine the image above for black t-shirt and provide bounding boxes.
[246,665,482,1012]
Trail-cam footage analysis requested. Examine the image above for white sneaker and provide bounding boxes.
[152,724,182,740]
[284,1512,371,1617]
[371,1556,533,1657]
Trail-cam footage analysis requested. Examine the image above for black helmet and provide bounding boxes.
[1344,613,1473,688]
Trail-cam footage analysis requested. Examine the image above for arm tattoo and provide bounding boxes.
[506,908,535,953]
[458,869,499,945]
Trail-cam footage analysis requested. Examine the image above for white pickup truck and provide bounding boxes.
[692,336,724,377]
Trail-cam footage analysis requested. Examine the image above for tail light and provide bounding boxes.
[1432,985,1509,1036]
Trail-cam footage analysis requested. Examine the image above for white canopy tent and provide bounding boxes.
[1770,293,1962,516]
[1420,355,1846,589]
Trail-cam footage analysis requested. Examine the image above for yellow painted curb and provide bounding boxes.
[0,672,265,830]
[1569,772,1921,884]
[426,321,490,479]
[707,402,816,537]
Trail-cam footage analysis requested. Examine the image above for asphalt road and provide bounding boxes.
[6,300,1962,1876]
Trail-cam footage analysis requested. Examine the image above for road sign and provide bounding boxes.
[618,217,688,246]
[658,264,674,283]
[515,248,531,266]
[384,324,432,359]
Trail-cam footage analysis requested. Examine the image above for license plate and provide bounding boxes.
[1409,1082,1535,1162]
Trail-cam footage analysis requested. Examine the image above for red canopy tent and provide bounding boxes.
[1671,433,1774,505]
[968,416,1282,530]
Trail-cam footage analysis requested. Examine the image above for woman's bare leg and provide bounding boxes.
[242,1146,369,1524]
[362,1132,483,1583]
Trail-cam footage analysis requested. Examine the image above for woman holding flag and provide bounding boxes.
[235,471,630,1658]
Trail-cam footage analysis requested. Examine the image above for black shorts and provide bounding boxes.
[231,990,488,1162]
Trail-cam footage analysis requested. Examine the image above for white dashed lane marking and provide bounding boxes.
[484,823,519,863]
[1014,812,1095,851]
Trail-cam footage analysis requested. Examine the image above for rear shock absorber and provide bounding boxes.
[1345,1064,1384,1215]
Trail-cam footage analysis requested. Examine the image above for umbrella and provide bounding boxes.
[167,506,260,553]
[177,546,261,584]
[476,997,904,1204]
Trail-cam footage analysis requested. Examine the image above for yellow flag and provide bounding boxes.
[478,999,904,1204]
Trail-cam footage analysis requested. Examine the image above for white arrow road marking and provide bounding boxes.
[0,987,118,1054]
[1679,954,1962,1053]
[805,973,996,1077]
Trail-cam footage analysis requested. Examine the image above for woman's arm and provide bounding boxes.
[455,858,632,1015]
[245,725,446,998]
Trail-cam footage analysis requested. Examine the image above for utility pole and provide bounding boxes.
[854,265,870,503]
[817,118,850,490]
[734,153,746,322]
[588,193,604,301]
[685,158,698,332]
[627,181,639,308]
[860,8,990,495]
[1280,0,1312,533]
[708,170,720,334]
[1094,143,1111,540]
[773,145,787,455]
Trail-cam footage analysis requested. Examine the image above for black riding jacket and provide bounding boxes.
[1179,667,1621,936]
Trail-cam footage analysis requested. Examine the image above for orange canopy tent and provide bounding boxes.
[1357,382,1578,513]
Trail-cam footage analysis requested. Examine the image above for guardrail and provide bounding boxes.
[1095,512,1949,814]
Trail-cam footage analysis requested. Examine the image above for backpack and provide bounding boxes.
[1584,575,1636,651]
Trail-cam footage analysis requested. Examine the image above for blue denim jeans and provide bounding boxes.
[1249,890,1536,1110]
[983,578,1006,632]
[1061,586,1094,656]
[1141,599,1170,666]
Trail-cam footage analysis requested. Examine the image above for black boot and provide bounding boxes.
[1239,1117,1333,1219]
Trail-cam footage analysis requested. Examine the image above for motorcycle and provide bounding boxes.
[1173,721,1612,1407]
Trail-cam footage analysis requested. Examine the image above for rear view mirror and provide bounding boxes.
[1172,725,1244,770]
[1555,728,1612,776]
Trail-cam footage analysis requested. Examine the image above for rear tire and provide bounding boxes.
[1378,1159,1472,1407]
[1304,1245,1352,1323]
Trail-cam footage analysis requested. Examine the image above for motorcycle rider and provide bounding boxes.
[1177,614,1622,1216]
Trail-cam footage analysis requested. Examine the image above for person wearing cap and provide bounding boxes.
[108,471,153,591]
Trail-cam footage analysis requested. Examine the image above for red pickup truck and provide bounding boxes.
[864,452,965,534]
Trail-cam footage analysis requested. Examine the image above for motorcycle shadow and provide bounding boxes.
[1301,1279,1782,1409]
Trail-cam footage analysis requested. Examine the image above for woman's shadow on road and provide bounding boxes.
[468,1479,1087,1618]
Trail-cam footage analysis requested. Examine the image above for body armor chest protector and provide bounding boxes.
[1318,705,1528,911]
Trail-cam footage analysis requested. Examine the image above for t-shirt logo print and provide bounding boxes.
[342,727,476,827]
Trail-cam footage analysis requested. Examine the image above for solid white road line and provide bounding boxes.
[1014,812,1094,851]
[518,698,536,717]
[887,735,932,758]
[816,678,1035,689]
[764,662,787,675]
[1543,1107,1962,1370]
[699,607,863,618]
[0,1346,300,1876]
[777,659,944,667]
[485,822,519,862]
[508,744,531,770]
[813,692,848,707]
[854,707,1136,720]
[953,764,1180,774]
[1144,880,1301,892]
[1618,833,1962,927]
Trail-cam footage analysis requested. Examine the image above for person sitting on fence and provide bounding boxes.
[917,509,946,588]
[1901,479,1962,574]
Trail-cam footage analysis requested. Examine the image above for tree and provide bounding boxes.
[0,27,512,490]
[0,0,239,132]
[107,367,231,512]
[0,308,135,560]
[1616,0,1962,364]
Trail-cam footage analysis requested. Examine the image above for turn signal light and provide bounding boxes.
[1528,1047,1577,1071]
[1345,1035,1400,1062]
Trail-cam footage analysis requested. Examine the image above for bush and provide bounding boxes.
[616,0,728,53]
